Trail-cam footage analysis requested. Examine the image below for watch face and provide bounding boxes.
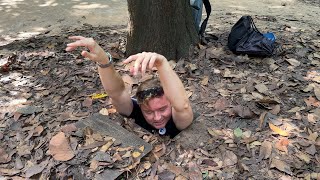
[159,128,166,135]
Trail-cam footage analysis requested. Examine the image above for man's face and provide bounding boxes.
[140,95,172,129]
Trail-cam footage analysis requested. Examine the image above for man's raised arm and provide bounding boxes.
[66,36,133,116]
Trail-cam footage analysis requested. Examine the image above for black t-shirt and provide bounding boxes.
[128,99,180,138]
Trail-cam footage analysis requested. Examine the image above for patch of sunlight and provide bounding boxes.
[1,73,33,87]
[18,31,41,38]
[0,28,45,46]
[39,0,58,7]
[0,0,23,6]
[0,72,20,83]
[269,6,286,9]
[72,3,109,9]
[6,98,27,106]
[12,12,20,16]
[231,10,250,15]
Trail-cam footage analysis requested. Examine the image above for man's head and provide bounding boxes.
[136,78,172,129]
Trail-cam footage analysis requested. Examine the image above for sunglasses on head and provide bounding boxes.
[136,87,164,103]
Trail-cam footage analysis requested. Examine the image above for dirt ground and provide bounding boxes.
[1,0,319,45]
[1,0,320,179]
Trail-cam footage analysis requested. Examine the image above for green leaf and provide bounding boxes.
[234,127,243,138]
[202,170,209,179]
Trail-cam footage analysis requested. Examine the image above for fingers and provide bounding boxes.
[123,54,139,64]
[149,54,157,70]
[133,54,144,76]
[65,37,95,52]
[124,52,162,76]
[65,46,77,52]
[81,51,96,60]
[141,53,152,76]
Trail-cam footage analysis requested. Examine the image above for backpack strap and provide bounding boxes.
[199,0,211,35]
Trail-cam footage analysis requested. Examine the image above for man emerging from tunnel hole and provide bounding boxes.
[66,36,193,138]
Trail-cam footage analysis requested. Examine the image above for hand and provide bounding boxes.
[123,52,167,76]
[65,36,108,64]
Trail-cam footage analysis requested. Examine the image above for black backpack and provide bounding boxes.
[227,16,275,56]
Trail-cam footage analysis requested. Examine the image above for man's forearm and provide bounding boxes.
[98,66,125,98]
[157,62,190,112]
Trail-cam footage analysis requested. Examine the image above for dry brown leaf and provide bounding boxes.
[117,146,133,152]
[82,97,93,108]
[314,86,320,100]
[270,105,281,115]
[175,175,188,180]
[305,144,317,155]
[304,96,320,107]
[122,151,132,158]
[269,123,289,136]
[186,90,193,98]
[13,112,22,121]
[270,158,292,175]
[108,108,117,114]
[188,162,202,180]
[287,106,305,113]
[49,132,75,161]
[255,83,269,94]
[187,63,197,71]
[139,145,145,152]
[33,125,44,136]
[286,58,300,67]
[307,113,317,124]
[99,108,109,116]
[132,151,141,158]
[259,141,272,159]
[252,92,264,99]
[25,159,48,178]
[61,123,77,133]
[222,150,237,166]
[308,131,318,141]
[259,111,268,129]
[207,128,223,137]
[0,168,21,176]
[275,138,289,153]
[89,160,99,172]
[303,83,315,92]
[165,163,184,176]
[112,152,122,162]
[0,148,9,163]
[201,76,209,86]
[231,105,254,118]
[214,98,228,111]
[143,161,152,170]
[295,152,310,164]
[100,140,114,152]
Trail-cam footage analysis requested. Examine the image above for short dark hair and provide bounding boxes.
[136,78,164,105]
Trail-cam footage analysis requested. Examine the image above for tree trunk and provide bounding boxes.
[126,0,199,60]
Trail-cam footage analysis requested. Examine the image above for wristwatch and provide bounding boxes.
[97,52,113,68]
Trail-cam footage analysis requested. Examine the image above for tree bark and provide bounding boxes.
[126,0,199,60]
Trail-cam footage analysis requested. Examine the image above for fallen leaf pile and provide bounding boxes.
[1,13,320,179]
